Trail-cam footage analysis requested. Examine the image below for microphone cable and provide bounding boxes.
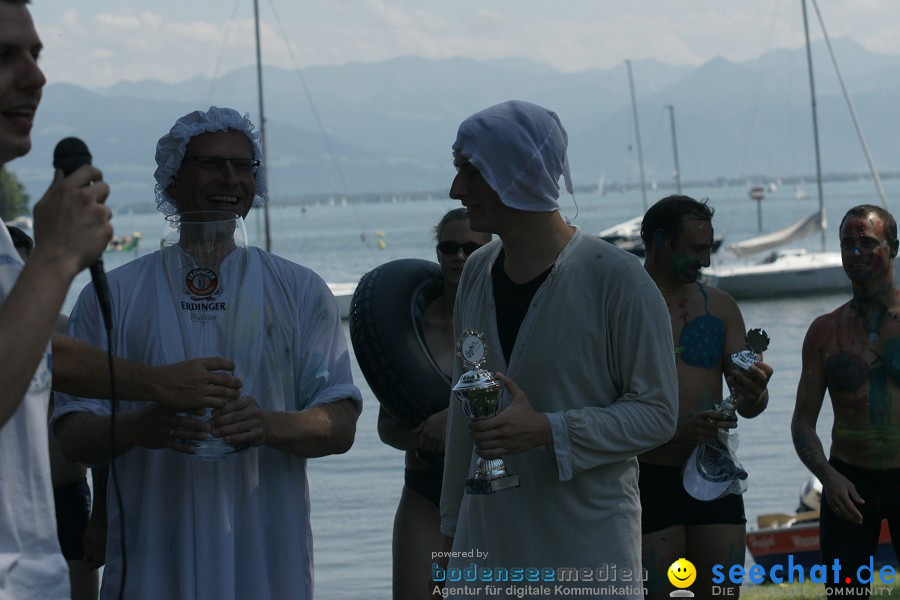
[104,321,126,600]
[54,137,127,599]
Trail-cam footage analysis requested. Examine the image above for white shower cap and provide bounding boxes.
[452,100,574,212]
[153,106,268,215]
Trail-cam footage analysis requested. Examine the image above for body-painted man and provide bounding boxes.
[640,195,773,600]
[793,204,900,599]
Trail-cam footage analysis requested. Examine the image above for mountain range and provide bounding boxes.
[8,37,900,210]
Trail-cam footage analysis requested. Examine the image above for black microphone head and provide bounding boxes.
[53,137,92,176]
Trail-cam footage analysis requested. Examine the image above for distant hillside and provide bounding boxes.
[8,39,900,211]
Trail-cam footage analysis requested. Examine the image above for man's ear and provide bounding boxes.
[891,240,898,258]
[653,229,668,250]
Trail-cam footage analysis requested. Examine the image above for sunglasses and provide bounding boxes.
[437,241,482,255]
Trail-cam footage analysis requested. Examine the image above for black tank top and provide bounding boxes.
[491,249,552,363]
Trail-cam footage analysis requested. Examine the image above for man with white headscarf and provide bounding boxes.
[438,101,678,599]
[53,106,362,599]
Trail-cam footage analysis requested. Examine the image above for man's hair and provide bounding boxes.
[640,195,714,248]
[0,1,31,5]
[839,204,898,245]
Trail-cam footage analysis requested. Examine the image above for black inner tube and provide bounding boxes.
[349,258,451,427]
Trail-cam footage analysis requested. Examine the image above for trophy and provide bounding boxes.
[161,210,250,460]
[717,328,770,418]
[683,328,769,500]
[452,330,520,494]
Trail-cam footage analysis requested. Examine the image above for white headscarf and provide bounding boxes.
[153,106,268,215]
[452,100,574,212]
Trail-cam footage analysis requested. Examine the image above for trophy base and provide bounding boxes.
[189,437,250,461]
[465,473,520,495]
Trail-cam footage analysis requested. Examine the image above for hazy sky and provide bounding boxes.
[28,0,900,89]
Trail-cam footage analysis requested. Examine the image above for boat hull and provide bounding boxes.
[703,251,849,299]
[705,252,900,299]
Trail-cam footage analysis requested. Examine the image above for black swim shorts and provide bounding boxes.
[54,478,91,561]
[639,461,746,534]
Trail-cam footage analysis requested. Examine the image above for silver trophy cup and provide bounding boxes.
[452,330,520,494]
[717,328,770,418]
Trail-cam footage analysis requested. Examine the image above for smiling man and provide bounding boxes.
[793,204,900,600]
[0,1,114,597]
[52,106,361,599]
[439,100,678,600]
[640,195,772,599]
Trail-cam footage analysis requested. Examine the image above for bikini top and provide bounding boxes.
[676,283,726,369]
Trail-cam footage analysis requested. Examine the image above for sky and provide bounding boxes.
[27,0,900,89]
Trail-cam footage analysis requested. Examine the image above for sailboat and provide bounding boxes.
[702,0,886,299]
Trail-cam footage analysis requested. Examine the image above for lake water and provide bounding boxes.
[62,177,899,598]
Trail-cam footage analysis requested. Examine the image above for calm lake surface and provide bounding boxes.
[63,177,900,598]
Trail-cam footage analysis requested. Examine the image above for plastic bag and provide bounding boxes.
[682,430,748,501]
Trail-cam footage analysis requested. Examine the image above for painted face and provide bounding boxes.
[839,213,893,282]
[435,218,488,288]
[0,3,45,164]
[449,154,508,234]
[667,558,697,589]
[669,219,713,283]
[167,130,257,218]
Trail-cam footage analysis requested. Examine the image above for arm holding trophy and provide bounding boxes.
[682,328,770,501]
[467,371,553,459]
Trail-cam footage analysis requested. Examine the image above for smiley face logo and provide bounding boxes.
[668,558,696,589]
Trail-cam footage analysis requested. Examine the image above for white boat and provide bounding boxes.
[327,282,356,321]
[704,249,848,299]
[703,0,887,299]
[703,211,849,298]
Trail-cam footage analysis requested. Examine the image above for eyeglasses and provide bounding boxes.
[437,241,482,255]
[185,156,260,175]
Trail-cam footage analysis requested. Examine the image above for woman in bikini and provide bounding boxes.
[377,208,490,600]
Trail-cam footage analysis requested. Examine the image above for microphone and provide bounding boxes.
[53,137,113,332]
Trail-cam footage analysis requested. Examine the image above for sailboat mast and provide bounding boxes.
[810,0,888,210]
[625,60,648,211]
[253,0,272,252]
[802,0,826,252]
[666,104,682,194]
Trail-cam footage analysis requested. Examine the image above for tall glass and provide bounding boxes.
[160,210,250,460]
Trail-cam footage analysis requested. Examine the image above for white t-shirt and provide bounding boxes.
[0,226,70,599]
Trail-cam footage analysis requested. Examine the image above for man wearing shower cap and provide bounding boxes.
[53,106,362,599]
[438,100,678,598]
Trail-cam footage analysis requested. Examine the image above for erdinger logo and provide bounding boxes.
[186,268,219,298]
